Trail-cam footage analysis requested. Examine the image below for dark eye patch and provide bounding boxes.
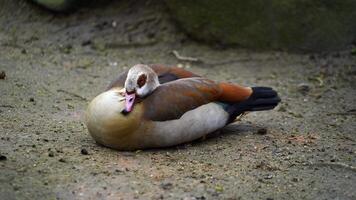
[137,74,147,88]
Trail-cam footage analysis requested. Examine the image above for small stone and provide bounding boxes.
[0,71,6,79]
[29,97,35,102]
[13,185,20,191]
[257,128,268,135]
[0,155,7,161]
[215,185,224,192]
[297,83,310,94]
[48,152,54,157]
[81,40,92,46]
[80,148,88,155]
[264,174,273,179]
[59,158,66,163]
[160,182,173,190]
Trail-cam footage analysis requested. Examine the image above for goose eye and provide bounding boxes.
[137,74,147,88]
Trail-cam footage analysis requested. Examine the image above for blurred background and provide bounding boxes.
[31,0,356,52]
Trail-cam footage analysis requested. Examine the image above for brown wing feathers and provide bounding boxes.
[142,78,253,121]
[142,78,221,121]
[106,65,278,122]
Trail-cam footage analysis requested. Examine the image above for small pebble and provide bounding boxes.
[0,155,7,161]
[0,71,6,79]
[48,152,54,157]
[80,148,88,155]
[297,83,310,94]
[264,174,273,179]
[160,182,173,190]
[59,158,66,163]
[81,40,92,46]
[29,97,35,102]
[257,128,268,135]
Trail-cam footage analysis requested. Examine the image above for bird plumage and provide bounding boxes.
[86,64,280,150]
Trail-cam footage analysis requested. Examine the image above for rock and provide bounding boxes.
[257,128,268,135]
[58,158,66,162]
[165,0,356,52]
[297,83,310,94]
[0,71,6,79]
[80,148,89,155]
[264,174,273,179]
[292,177,299,182]
[0,155,7,161]
[160,182,173,190]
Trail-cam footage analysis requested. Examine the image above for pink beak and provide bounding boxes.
[124,92,136,113]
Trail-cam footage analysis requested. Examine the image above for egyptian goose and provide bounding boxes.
[86,64,280,150]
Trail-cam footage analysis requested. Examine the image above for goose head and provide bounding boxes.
[123,64,160,113]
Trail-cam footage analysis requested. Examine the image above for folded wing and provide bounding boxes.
[142,78,253,121]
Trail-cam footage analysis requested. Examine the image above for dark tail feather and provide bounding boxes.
[227,87,281,123]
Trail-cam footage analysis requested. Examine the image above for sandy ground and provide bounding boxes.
[0,1,355,199]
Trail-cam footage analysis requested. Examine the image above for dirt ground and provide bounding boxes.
[0,1,355,200]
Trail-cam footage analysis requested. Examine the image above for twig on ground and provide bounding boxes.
[327,109,356,116]
[171,50,200,62]
[57,89,87,101]
[106,40,158,49]
[308,162,356,172]
[171,51,281,67]
[0,105,14,108]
